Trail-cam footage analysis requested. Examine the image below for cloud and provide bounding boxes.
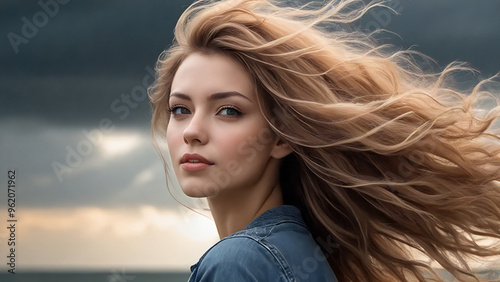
[0,206,218,271]
[358,0,500,76]
[0,117,216,272]
[0,0,187,75]
[0,73,154,126]
[2,0,499,126]
[0,118,181,209]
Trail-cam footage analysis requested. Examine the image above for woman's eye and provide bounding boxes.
[169,106,190,115]
[217,107,241,117]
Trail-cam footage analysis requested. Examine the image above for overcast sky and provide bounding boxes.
[1,0,499,273]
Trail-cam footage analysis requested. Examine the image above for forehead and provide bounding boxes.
[171,52,255,99]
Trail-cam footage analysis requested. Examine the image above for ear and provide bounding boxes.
[271,138,293,159]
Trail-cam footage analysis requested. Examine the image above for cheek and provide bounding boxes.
[166,124,183,153]
[214,124,273,165]
[213,130,249,158]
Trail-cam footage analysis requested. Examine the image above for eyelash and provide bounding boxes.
[167,104,243,117]
[217,105,243,117]
[167,104,186,114]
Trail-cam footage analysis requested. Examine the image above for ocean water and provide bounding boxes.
[0,272,191,282]
[1,269,498,282]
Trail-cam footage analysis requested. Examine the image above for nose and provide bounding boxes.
[183,113,208,145]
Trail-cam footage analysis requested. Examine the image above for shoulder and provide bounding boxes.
[190,236,292,282]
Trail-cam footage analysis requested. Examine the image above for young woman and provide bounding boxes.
[149,0,500,281]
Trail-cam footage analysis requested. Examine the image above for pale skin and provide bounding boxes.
[167,52,292,238]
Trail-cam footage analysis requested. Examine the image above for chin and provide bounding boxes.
[181,183,221,198]
[182,189,207,198]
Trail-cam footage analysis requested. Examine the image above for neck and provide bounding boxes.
[208,182,284,239]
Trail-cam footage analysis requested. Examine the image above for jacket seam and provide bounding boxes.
[229,235,295,282]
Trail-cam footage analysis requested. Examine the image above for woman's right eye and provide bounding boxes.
[169,106,191,115]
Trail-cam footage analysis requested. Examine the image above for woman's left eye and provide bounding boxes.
[217,107,242,117]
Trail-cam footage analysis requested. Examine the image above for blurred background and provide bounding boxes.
[1,0,499,281]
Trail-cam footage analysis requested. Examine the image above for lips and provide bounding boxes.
[180,153,214,172]
[180,153,213,165]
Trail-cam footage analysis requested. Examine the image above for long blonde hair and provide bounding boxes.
[149,0,500,281]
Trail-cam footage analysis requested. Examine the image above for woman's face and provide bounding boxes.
[167,52,282,198]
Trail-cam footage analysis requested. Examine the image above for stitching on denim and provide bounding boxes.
[228,235,296,282]
[231,219,307,239]
[258,237,296,281]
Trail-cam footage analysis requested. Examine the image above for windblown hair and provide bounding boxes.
[149,0,500,281]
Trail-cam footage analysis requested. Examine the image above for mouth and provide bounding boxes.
[180,153,214,171]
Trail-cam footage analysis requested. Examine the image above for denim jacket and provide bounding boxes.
[188,205,338,281]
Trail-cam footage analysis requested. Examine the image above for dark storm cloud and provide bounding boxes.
[1,0,192,125]
[1,0,191,75]
[0,73,155,127]
[360,0,500,76]
[1,0,499,125]
[0,120,178,209]
[2,0,499,75]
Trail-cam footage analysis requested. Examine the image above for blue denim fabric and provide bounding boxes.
[188,205,338,281]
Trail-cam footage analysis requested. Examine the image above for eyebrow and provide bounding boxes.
[169,91,252,102]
